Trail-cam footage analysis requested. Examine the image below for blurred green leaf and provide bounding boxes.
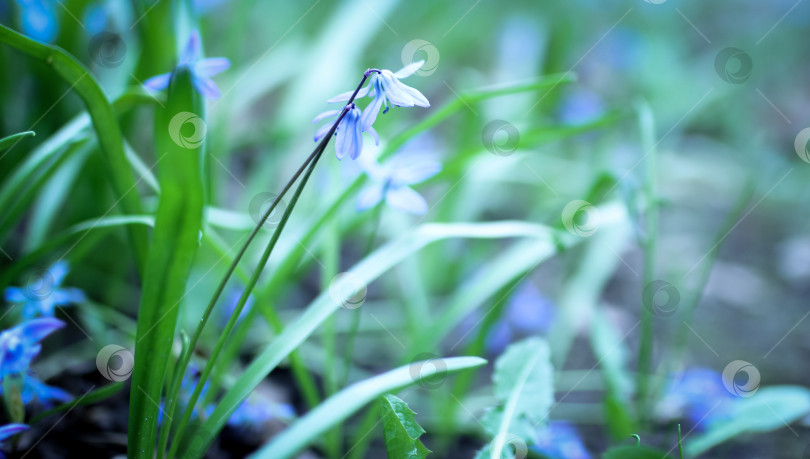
[0,130,35,151]
[686,386,810,456]
[602,445,672,459]
[483,337,554,459]
[380,394,431,459]
[251,356,485,459]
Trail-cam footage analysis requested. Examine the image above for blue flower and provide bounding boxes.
[0,423,28,458]
[327,61,429,131]
[227,396,295,432]
[355,152,441,214]
[313,105,370,161]
[0,318,71,405]
[4,261,86,319]
[13,0,59,43]
[486,282,556,355]
[532,421,591,459]
[143,30,230,99]
[658,367,733,429]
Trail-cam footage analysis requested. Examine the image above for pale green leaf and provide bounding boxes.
[380,394,431,459]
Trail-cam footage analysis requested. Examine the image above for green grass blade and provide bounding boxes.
[0,130,35,151]
[128,66,206,459]
[198,221,564,452]
[0,24,149,271]
[250,357,486,459]
[29,383,125,425]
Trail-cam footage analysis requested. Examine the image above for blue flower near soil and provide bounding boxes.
[0,318,72,405]
[4,261,86,319]
[144,30,230,99]
[355,152,441,215]
[486,282,556,355]
[658,367,733,429]
[532,421,591,459]
[0,423,28,458]
[13,0,58,42]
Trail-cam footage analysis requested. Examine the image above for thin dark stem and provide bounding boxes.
[165,70,372,457]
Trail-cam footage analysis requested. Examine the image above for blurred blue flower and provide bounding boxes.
[0,423,28,458]
[558,89,604,125]
[532,421,591,459]
[221,288,256,324]
[82,2,108,36]
[0,318,71,405]
[658,367,733,429]
[4,261,86,319]
[144,30,230,99]
[486,282,555,355]
[313,105,370,160]
[14,0,59,43]
[326,61,429,132]
[355,152,441,214]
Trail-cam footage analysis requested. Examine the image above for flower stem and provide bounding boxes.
[166,71,372,457]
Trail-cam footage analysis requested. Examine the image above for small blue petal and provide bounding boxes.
[4,287,26,303]
[47,261,69,287]
[193,76,221,99]
[0,423,28,442]
[180,30,202,64]
[195,57,230,78]
[356,183,385,211]
[143,73,171,91]
[385,186,428,214]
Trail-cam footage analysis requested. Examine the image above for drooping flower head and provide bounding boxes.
[355,151,441,214]
[314,61,429,160]
[658,367,733,429]
[313,105,371,161]
[4,261,86,319]
[143,30,230,99]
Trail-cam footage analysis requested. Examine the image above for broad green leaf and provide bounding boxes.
[199,221,565,454]
[0,130,35,150]
[484,338,554,459]
[128,66,206,459]
[685,385,810,456]
[380,394,431,459]
[602,445,672,459]
[0,25,149,270]
[251,356,486,459]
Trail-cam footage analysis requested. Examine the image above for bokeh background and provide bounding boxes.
[1,0,810,457]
